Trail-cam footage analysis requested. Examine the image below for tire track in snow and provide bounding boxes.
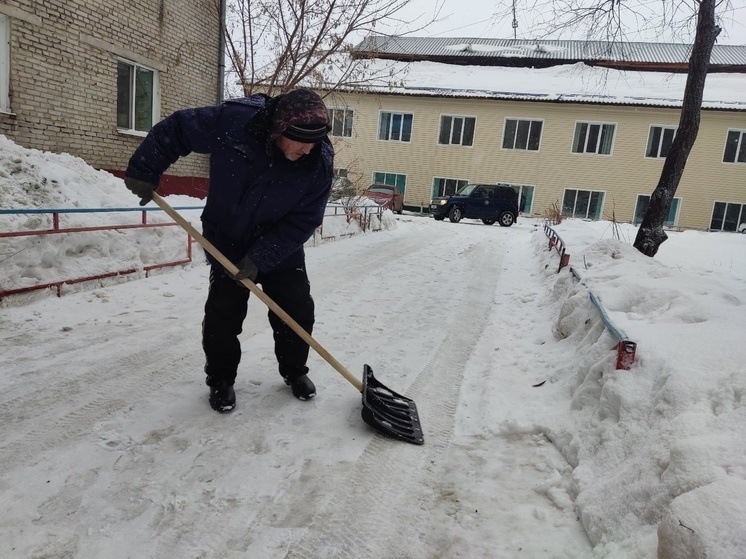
[0,347,197,472]
[139,223,502,559]
[1,218,508,558]
[140,224,450,559]
[308,226,437,292]
[285,237,507,558]
[0,225,428,526]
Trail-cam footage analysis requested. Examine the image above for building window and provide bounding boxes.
[722,130,746,164]
[710,201,746,232]
[634,195,680,226]
[502,119,543,151]
[0,15,9,113]
[562,189,605,220]
[511,184,535,214]
[328,108,353,137]
[378,111,413,142]
[373,171,406,194]
[117,60,158,133]
[433,177,468,197]
[572,122,616,155]
[646,125,677,158]
[438,115,475,146]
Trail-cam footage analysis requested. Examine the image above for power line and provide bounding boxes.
[512,0,518,40]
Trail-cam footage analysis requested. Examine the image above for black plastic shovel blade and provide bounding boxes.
[360,364,424,445]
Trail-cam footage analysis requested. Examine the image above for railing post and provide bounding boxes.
[616,340,637,370]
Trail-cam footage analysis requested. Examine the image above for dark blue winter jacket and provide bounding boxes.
[125,95,334,273]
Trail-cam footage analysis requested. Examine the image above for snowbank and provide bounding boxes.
[0,134,394,305]
[531,219,746,557]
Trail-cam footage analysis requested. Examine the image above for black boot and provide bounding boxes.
[284,374,316,401]
[209,383,236,412]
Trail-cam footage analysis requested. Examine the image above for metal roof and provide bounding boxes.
[353,36,746,70]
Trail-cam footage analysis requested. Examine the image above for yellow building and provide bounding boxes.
[325,39,746,231]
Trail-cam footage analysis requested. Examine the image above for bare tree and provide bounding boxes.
[633,0,720,256]
[498,0,728,257]
[518,0,702,45]
[217,0,443,98]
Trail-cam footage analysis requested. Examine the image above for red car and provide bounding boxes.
[363,184,404,214]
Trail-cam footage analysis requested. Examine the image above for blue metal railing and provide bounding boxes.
[1,201,388,300]
[545,222,637,370]
[0,205,206,299]
[0,206,204,215]
[0,205,205,239]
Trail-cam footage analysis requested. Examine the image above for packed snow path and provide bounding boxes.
[0,216,591,558]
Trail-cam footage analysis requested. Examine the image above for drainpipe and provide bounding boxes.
[217,0,227,103]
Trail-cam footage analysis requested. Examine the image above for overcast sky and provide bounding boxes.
[383,0,746,45]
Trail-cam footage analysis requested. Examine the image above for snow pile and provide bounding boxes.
[334,59,746,110]
[530,219,746,558]
[0,135,203,301]
[0,134,394,304]
[0,134,127,212]
[311,195,398,244]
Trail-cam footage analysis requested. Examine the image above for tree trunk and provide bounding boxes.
[633,0,721,257]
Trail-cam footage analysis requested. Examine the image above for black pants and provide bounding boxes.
[202,264,315,387]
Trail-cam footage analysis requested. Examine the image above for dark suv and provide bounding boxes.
[430,184,519,226]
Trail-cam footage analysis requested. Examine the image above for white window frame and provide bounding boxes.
[572,121,616,156]
[645,125,677,159]
[562,188,606,220]
[502,118,544,151]
[377,111,413,143]
[722,129,746,164]
[0,15,9,113]
[117,58,160,136]
[438,115,476,146]
[328,107,353,138]
[372,171,407,194]
[509,183,535,214]
[634,194,681,227]
[710,200,746,232]
[432,177,469,197]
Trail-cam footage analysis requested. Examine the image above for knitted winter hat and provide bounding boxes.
[271,89,331,143]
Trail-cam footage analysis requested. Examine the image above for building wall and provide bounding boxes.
[326,91,746,230]
[0,0,220,195]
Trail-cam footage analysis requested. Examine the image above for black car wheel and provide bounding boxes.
[482,219,496,225]
[498,211,515,227]
[449,206,463,223]
[433,215,445,221]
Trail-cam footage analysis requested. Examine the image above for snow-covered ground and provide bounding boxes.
[1,136,745,558]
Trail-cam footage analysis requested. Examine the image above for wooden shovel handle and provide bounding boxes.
[152,192,364,392]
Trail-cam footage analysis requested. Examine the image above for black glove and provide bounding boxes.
[233,255,258,282]
[124,177,157,206]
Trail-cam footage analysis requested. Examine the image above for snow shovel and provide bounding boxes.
[151,193,424,445]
